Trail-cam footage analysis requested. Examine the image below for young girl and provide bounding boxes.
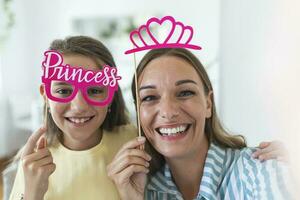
[107,48,293,200]
[9,36,137,200]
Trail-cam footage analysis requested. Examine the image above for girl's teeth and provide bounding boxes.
[69,117,91,124]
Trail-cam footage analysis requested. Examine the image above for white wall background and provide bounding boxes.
[219,0,300,183]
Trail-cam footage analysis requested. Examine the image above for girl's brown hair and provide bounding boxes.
[131,48,246,174]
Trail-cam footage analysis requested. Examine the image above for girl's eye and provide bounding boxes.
[141,95,157,102]
[56,88,73,95]
[88,88,104,95]
[178,90,195,97]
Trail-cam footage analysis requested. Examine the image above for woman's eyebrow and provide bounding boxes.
[139,85,156,91]
[175,79,197,86]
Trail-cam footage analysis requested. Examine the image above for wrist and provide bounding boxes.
[24,190,44,200]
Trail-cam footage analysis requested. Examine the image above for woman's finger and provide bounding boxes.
[114,148,151,164]
[114,165,149,185]
[108,156,149,176]
[115,137,146,158]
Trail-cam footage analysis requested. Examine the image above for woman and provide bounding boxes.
[107,48,293,200]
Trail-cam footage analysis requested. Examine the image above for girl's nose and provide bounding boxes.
[159,97,179,120]
[70,91,90,112]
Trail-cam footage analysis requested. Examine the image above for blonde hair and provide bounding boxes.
[131,48,247,174]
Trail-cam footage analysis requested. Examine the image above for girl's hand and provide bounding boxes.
[252,140,289,162]
[107,137,151,200]
[21,126,56,200]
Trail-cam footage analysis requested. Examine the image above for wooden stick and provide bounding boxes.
[133,51,144,150]
[44,101,48,147]
[134,52,142,138]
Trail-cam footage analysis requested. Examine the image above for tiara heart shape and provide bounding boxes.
[125,16,202,54]
[147,16,175,44]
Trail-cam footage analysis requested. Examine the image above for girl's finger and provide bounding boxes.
[40,163,56,176]
[31,155,54,169]
[253,143,276,158]
[258,141,271,149]
[37,136,46,150]
[22,148,51,164]
[258,150,282,161]
[22,126,47,157]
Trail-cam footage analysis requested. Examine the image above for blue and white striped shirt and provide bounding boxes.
[145,143,293,200]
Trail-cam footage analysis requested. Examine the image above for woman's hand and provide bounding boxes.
[21,126,56,200]
[107,137,151,200]
[252,140,289,162]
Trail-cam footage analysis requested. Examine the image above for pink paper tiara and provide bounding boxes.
[125,16,202,54]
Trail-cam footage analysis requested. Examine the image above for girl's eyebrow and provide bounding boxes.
[175,79,197,86]
[52,82,70,86]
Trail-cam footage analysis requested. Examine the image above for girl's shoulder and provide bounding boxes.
[105,123,138,143]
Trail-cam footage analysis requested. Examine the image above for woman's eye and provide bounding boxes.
[178,90,195,97]
[141,95,157,102]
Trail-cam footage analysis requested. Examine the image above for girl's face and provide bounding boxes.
[139,56,212,159]
[41,54,108,150]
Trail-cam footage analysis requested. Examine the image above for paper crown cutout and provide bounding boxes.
[125,16,202,54]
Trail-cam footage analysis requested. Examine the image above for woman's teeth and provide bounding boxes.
[158,125,188,136]
[67,117,93,124]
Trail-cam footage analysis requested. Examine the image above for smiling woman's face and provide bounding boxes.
[138,55,212,159]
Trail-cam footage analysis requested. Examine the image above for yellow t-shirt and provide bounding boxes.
[9,124,137,200]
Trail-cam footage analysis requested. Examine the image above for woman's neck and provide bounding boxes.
[166,138,209,200]
[62,129,103,151]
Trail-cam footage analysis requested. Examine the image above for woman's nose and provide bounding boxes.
[159,97,179,120]
[70,91,90,111]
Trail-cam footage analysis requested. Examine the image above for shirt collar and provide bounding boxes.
[147,164,182,197]
[147,143,226,200]
[198,143,226,200]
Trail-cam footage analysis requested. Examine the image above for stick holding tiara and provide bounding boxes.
[133,51,142,139]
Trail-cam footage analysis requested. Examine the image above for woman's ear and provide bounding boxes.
[205,91,213,118]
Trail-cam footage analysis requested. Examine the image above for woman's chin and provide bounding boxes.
[156,146,188,159]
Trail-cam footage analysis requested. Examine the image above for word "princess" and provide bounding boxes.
[42,50,121,87]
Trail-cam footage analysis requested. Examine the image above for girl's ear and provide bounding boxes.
[205,91,213,118]
[39,84,47,102]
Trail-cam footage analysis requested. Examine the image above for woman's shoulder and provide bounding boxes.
[231,146,293,198]
[226,146,291,186]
